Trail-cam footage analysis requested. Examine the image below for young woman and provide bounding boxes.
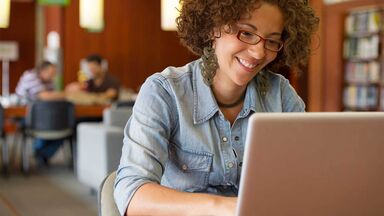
[114,0,319,215]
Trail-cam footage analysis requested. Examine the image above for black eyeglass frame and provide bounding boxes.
[236,30,284,52]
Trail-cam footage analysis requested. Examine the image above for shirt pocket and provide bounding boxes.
[164,143,213,192]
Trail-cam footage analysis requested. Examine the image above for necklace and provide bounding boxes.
[216,92,246,108]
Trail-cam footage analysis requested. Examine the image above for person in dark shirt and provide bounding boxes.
[84,54,120,101]
[66,54,120,102]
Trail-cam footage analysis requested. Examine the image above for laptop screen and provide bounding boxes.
[237,112,384,216]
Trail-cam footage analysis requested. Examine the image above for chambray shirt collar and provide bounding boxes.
[193,59,219,125]
[192,59,264,124]
[241,76,265,118]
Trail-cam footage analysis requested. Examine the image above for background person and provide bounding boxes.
[66,54,120,102]
[114,0,319,215]
[15,61,65,101]
[15,61,66,166]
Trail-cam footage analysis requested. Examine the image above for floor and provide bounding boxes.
[0,135,98,216]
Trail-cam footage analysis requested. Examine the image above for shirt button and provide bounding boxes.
[181,164,188,171]
[234,136,239,141]
[227,162,234,168]
[222,137,228,142]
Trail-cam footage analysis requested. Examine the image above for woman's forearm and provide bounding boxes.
[127,183,237,216]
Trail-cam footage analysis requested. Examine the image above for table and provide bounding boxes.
[3,104,110,134]
[4,104,109,119]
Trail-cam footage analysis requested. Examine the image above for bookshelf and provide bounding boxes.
[342,7,384,111]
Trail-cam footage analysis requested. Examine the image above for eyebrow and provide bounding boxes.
[237,23,282,37]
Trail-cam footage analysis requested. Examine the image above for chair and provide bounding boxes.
[21,100,75,174]
[76,106,132,191]
[0,104,8,176]
[98,171,119,216]
[112,100,135,108]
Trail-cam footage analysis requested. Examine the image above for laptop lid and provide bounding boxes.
[237,112,384,216]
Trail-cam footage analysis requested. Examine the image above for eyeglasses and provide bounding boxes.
[236,30,284,52]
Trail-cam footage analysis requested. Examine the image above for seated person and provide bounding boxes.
[16,61,65,101]
[114,0,319,215]
[66,54,120,103]
[15,61,66,166]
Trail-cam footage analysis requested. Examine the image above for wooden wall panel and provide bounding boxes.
[307,0,324,111]
[62,0,196,91]
[0,2,35,95]
[1,0,322,103]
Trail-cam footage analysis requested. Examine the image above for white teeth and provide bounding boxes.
[239,58,257,69]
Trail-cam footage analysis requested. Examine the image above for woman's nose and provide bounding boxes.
[247,42,266,60]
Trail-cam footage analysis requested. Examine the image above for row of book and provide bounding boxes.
[343,35,379,59]
[345,8,381,34]
[344,61,381,83]
[343,85,380,110]
[381,88,384,110]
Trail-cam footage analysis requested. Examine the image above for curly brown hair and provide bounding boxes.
[177,0,319,74]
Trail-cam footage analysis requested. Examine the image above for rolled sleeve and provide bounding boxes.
[113,75,176,215]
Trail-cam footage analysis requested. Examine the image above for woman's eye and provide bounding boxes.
[267,40,280,45]
[240,31,254,38]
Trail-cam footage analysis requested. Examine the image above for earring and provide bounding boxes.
[200,46,218,85]
[256,70,269,97]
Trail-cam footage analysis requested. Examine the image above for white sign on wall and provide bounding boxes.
[0,41,19,61]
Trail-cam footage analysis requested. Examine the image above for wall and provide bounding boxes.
[308,0,324,111]
[1,1,196,93]
[62,0,196,91]
[2,1,321,105]
[0,2,35,95]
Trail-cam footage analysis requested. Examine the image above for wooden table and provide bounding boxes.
[4,104,109,119]
[3,104,110,133]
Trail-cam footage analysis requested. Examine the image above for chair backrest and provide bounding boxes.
[26,100,75,131]
[98,171,119,216]
[112,100,135,108]
[103,107,132,128]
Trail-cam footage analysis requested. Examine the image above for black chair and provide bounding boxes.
[112,100,135,108]
[0,104,8,176]
[21,100,76,174]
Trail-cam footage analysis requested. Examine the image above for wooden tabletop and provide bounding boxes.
[4,104,109,119]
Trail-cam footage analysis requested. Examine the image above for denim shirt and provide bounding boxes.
[114,58,305,215]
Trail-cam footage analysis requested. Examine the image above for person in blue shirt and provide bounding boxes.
[114,0,319,215]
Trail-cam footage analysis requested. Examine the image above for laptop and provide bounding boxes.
[237,112,384,216]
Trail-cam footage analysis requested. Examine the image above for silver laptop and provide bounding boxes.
[237,112,384,216]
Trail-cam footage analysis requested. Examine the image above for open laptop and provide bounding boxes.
[237,112,384,216]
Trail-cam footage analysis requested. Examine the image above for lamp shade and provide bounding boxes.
[0,0,10,28]
[79,0,104,32]
[161,0,181,31]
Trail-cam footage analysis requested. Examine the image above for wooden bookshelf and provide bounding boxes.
[323,0,384,111]
[342,6,383,111]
